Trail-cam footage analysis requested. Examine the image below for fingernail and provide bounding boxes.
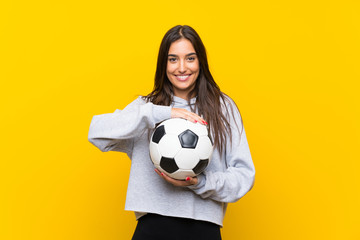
[161,173,164,176]
[186,177,190,181]
[194,120,197,123]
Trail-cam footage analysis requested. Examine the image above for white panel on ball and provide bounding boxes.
[163,118,189,135]
[195,136,213,159]
[158,134,182,158]
[149,142,161,165]
[174,148,200,169]
[170,169,196,180]
[188,122,208,137]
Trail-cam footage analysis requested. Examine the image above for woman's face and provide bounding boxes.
[166,38,200,100]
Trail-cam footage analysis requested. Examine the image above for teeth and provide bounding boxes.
[177,75,190,80]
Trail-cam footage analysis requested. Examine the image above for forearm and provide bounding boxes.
[88,97,171,152]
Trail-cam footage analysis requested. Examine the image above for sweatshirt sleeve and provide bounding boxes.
[88,97,172,154]
[187,98,255,203]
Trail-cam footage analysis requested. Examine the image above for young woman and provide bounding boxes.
[88,25,255,240]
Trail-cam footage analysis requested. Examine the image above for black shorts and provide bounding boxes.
[132,213,222,240]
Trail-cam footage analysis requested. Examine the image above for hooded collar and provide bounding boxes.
[172,95,197,107]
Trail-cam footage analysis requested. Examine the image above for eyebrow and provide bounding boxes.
[168,53,197,57]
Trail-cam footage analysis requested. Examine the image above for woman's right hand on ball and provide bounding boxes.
[171,108,207,125]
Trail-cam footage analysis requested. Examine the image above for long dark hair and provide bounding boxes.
[143,25,242,153]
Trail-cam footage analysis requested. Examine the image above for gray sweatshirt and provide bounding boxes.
[88,95,255,226]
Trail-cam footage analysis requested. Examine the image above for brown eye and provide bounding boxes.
[168,57,177,62]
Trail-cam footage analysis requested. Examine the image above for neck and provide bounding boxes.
[173,90,196,101]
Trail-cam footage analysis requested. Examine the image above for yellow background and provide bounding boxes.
[1,0,359,239]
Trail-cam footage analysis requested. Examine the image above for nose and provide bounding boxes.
[178,59,186,74]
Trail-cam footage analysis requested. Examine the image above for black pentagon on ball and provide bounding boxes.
[152,125,165,144]
[178,129,198,149]
[160,157,179,173]
[193,159,209,174]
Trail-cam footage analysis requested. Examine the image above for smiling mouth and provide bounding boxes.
[175,74,191,81]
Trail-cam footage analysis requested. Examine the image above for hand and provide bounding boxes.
[171,108,207,125]
[155,169,198,187]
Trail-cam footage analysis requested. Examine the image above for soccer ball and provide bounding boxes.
[149,118,213,180]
